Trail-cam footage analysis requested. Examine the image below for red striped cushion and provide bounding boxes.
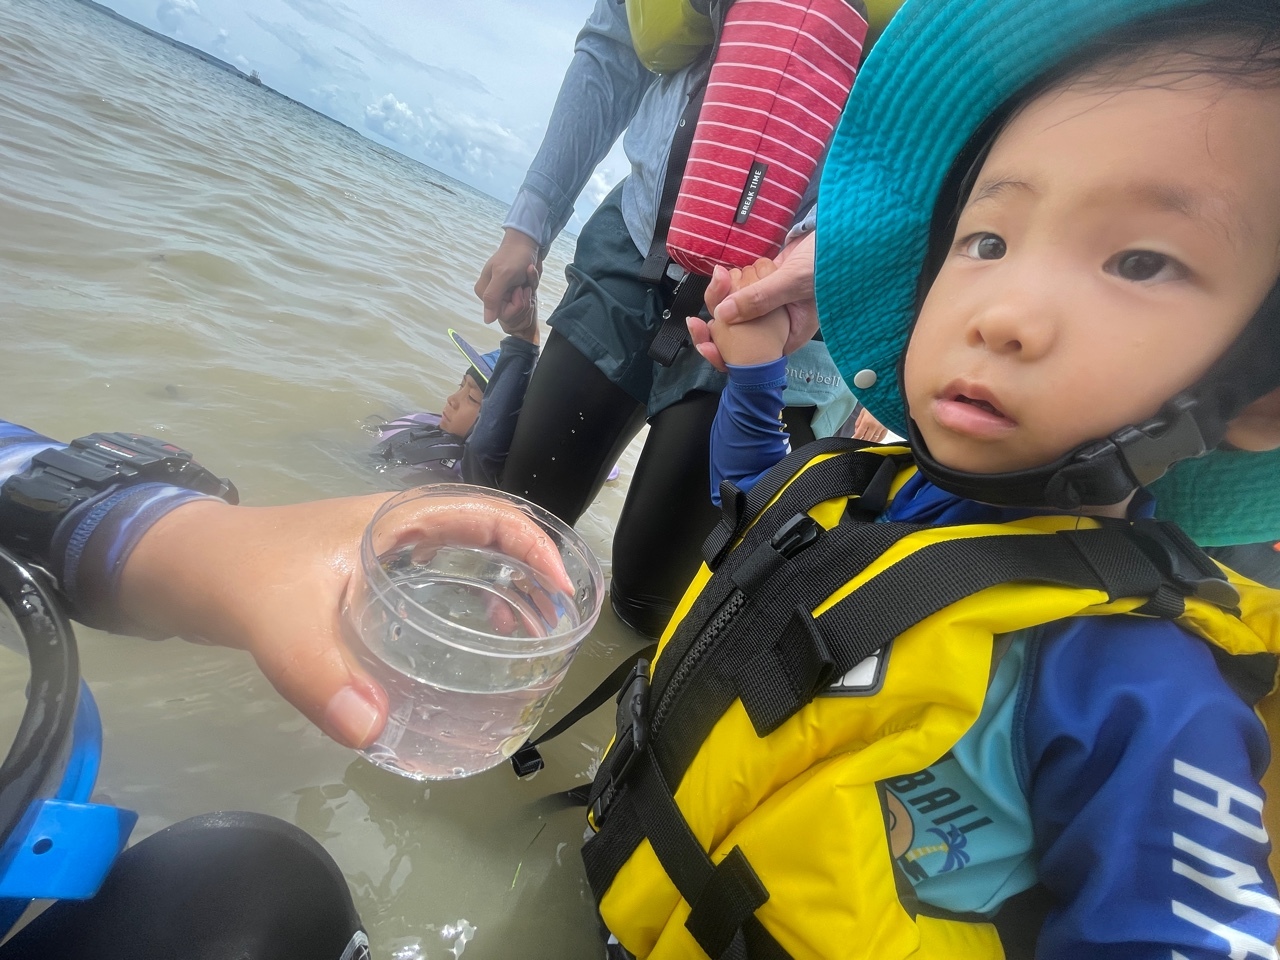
[667,0,867,275]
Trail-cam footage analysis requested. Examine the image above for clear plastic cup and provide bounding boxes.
[342,485,604,780]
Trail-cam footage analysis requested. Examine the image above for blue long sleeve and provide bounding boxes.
[0,420,217,632]
[708,358,789,506]
[1023,617,1279,957]
[461,337,538,489]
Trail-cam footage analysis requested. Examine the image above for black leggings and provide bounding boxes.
[502,331,815,639]
[0,812,366,960]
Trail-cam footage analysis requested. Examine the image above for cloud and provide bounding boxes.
[362,92,531,189]
[364,93,425,148]
[155,0,200,33]
[247,13,367,81]
[583,169,617,213]
[278,0,489,95]
[310,82,361,118]
[428,110,527,178]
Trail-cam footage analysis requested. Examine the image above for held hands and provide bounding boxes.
[689,231,819,372]
[688,259,791,368]
[475,228,542,338]
[506,283,540,346]
[118,495,572,749]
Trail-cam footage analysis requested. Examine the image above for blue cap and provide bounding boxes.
[449,329,498,388]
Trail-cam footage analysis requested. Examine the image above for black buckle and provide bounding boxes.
[1130,518,1240,610]
[510,742,545,778]
[590,660,651,826]
[612,660,651,785]
[1112,396,1207,487]
[770,513,822,560]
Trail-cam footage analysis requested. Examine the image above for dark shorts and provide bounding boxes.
[547,181,726,417]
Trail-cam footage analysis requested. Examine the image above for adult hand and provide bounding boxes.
[118,494,573,749]
[687,264,735,371]
[475,228,541,329]
[505,283,541,346]
[703,231,819,370]
[852,407,890,444]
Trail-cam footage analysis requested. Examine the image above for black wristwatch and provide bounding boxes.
[0,432,238,562]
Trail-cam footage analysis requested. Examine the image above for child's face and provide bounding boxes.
[903,74,1280,483]
[439,372,484,437]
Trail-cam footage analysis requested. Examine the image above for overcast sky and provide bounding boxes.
[98,0,628,232]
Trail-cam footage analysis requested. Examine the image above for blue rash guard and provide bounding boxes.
[461,336,538,489]
[708,358,790,506]
[710,370,1280,957]
[0,421,218,633]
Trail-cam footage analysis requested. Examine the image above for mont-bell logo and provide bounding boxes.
[735,161,769,224]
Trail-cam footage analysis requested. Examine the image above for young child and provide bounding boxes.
[685,0,1280,954]
[374,324,538,488]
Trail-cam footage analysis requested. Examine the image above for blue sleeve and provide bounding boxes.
[1021,617,1280,958]
[461,337,538,489]
[709,358,789,506]
[503,0,656,251]
[0,420,217,633]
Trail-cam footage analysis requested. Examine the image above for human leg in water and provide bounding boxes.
[610,396,818,639]
[500,329,646,525]
[0,812,367,960]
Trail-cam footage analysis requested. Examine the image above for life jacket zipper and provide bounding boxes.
[592,587,748,824]
[650,588,746,738]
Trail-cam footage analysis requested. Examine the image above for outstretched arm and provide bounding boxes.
[118,493,571,749]
[0,419,570,750]
[462,335,539,488]
[693,263,792,505]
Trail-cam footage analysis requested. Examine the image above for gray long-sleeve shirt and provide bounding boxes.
[503,0,707,258]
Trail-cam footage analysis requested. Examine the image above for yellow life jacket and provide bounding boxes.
[580,441,1280,960]
[626,0,715,75]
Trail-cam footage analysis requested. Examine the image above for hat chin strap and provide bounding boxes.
[908,394,1212,510]
[905,282,1280,511]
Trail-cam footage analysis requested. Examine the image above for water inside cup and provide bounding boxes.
[372,545,578,657]
[350,543,590,779]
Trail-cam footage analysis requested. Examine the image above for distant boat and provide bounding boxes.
[248,69,262,86]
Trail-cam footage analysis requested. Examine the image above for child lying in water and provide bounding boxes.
[374,320,538,489]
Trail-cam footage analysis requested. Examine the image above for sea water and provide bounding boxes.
[0,0,631,951]
[349,546,583,780]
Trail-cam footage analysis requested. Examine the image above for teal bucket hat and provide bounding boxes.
[814,0,1280,546]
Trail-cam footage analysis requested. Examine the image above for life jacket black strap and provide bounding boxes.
[664,448,899,725]
[667,517,925,744]
[704,441,901,569]
[627,750,792,959]
[509,642,658,777]
[733,606,836,737]
[731,520,1236,739]
[685,847,772,960]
